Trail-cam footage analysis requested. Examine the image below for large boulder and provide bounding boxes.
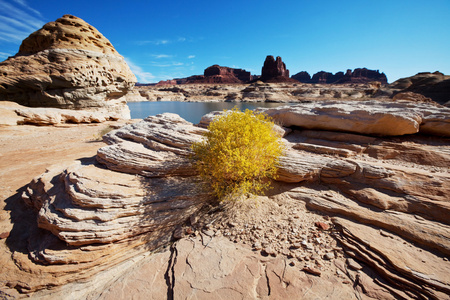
[0,15,136,119]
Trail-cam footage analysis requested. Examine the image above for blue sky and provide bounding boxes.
[0,0,449,83]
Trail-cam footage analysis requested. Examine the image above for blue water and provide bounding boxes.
[127,101,290,124]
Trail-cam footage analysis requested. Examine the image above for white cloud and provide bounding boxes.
[0,51,12,59]
[188,55,195,59]
[0,0,45,43]
[135,37,187,46]
[12,0,42,17]
[150,62,184,67]
[151,54,173,59]
[124,57,155,83]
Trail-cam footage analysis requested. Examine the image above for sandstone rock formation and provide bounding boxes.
[156,65,252,85]
[258,100,450,136]
[292,68,388,84]
[4,113,209,293]
[0,101,126,125]
[3,100,449,299]
[0,15,136,119]
[260,55,297,83]
[389,71,450,106]
[203,65,252,83]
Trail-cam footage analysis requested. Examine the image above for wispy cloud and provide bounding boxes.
[0,0,45,43]
[188,55,195,59]
[12,0,42,17]
[125,57,155,83]
[151,54,173,59]
[150,61,184,67]
[135,36,189,46]
[0,51,12,59]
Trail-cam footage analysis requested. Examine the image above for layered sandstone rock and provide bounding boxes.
[0,101,127,125]
[0,15,135,119]
[11,113,209,292]
[258,100,450,136]
[4,101,450,299]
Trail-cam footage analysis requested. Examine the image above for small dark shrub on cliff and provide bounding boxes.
[191,108,282,201]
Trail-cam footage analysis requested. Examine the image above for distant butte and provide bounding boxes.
[156,65,252,85]
[292,68,388,84]
[259,55,298,83]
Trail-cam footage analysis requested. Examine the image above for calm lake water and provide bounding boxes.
[127,101,291,124]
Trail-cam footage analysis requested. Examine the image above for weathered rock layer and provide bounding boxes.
[4,100,450,299]
[0,15,135,119]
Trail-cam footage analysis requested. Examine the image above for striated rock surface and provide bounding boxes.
[258,100,450,136]
[3,101,450,298]
[6,113,209,293]
[0,101,127,125]
[97,113,207,176]
[0,15,135,118]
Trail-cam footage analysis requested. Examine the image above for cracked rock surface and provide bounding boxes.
[98,235,358,300]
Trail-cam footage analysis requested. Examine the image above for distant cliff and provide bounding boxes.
[156,65,252,85]
[292,68,388,84]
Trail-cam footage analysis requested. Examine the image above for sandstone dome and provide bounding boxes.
[0,15,136,119]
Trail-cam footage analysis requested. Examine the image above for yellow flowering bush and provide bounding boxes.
[192,108,282,201]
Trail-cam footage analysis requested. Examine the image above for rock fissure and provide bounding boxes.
[164,244,177,300]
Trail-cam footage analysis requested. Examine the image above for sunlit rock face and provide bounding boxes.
[9,101,450,299]
[0,14,136,119]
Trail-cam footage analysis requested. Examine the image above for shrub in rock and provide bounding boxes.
[192,108,282,201]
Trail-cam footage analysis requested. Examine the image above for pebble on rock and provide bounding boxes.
[315,221,330,231]
[324,252,335,260]
[302,266,322,276]
[347,258,363,270]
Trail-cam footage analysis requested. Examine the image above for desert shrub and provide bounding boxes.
[192,107,282,201]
